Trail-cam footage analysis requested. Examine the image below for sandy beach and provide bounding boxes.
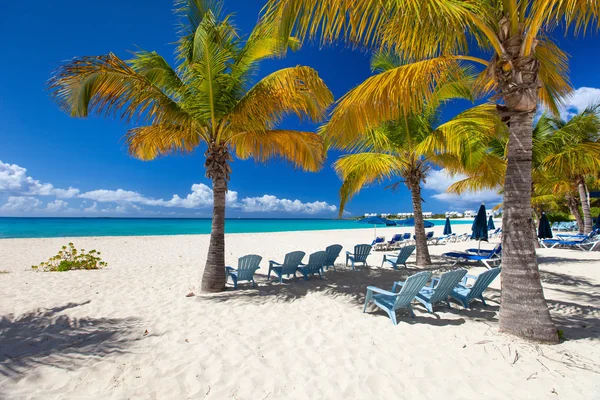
[1,223,599,399]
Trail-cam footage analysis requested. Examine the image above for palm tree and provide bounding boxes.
[48,0,333,293]
[541,106,600,234]
[263,0,600,343]
[329,54,501,266]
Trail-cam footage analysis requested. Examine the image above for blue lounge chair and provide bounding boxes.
[402,233,411,241]
[371,236,387,251]
[443,245,502,269]
[324,244,343,271]
[346,244,372,270]
[363,271,432,325]
[268,251,305,283]
[381,245,416,269]
[298,251,327,280]
[466,243,501,256]
[415,269,467,313]
[225,254,262,289]
[450,267,501,308]
[386,234,404,249]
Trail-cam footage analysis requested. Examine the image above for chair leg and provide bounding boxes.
[363,292,372,312]
[267,267,272,280]
[387,309,398,325]
[231,275,238,290]
[479,296,488,307]
[279,273,283,284]
[252,278,256,288]
[408,305,415,318]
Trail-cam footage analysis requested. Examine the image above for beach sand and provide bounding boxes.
[1,224,599,399]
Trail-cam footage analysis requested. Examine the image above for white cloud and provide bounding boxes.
[239,195,337,214]
[0,161,79,198]
[424,169,502,206]
[0,160,337,216]
[46,200,69,212]
[0,196,43,212]
[557,87,600,120]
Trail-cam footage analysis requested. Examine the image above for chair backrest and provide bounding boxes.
[354,244,372,262]
[395,245,416,264]
[468,267,501,300]
[372,236,385,245]
[236,254,262,280]
[281,251,305,274]
[390,234,402,243]
[429,269,467,303]
[488,244,502,258]
[305,251,328,273]
[325,245,343,265]
[394,271,432,309]
[426,231,434,239]
[402,233,411,240]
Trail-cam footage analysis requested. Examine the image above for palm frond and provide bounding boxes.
[323,57,465,149]
[128,51,187,99]
[125,123,201,160]
[535,39,572,115]
[334,152,410,216]
[228,66,333,134]
[228,130,325,172]
[48,53,189,124]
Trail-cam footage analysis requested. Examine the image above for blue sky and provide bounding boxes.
[1,1,600,218]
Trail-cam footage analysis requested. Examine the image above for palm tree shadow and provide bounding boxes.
[0,302,141,379]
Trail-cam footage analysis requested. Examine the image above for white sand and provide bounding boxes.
[1,223,599,399]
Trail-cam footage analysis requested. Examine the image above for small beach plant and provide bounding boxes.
[32,243,106,272]
[47,0,333,292]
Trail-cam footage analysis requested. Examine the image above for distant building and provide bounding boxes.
[445,211,463,218]
[397,212,414,218]
[423,212,433,218]
[463,210,477,218]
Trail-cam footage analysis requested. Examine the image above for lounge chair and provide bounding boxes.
[430,234,453,245]
[413,231,434,242]
[298,251,327,280]
[363,271,432,325]
[450,267,501,308]
[541,232,598,251]
[466,243,501,256]
[346,244,372,270]
[268,251,305,283]
[415,269,467,313]
[443,245,501,269]
[386,234,404,249]
[371,236,386,251]
[324,244,343,271]
[225,254,262,289]
[381,245,416,269]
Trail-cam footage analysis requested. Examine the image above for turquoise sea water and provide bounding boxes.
[0,218,474,239]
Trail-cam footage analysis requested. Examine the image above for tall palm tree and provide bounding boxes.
[263,0,600,343]
[329,54,501,266]
[48,0,333,293]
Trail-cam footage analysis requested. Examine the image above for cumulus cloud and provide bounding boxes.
[0,161,79,198]
[0,196,43,212]
[558,87,600,120]
[424,169,502,206]
[0,160,337,216]
[46,200,69,212]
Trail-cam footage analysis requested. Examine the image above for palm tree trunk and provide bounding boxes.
[201,144,232,293]
[408,182,431,266]
[499,111,558,343]
[566,193,584,233]
[577,176,593,234]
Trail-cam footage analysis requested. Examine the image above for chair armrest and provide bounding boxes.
[269,260,281,266]
[366,286,398,297]
[225,266,235,271]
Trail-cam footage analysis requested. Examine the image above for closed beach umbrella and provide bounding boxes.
[395,217,434,228]
[538,213,553,239]
[443,217,452,235]
[487,215,495,231]
[471,203,488,252]
[359,216,397,237]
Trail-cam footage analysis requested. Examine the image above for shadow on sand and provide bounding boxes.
[0,302,140,379]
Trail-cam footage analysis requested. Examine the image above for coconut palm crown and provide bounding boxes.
[48,0,333,293]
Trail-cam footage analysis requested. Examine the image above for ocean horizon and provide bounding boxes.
[0,217,476,239]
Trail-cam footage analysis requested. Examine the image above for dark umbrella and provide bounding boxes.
[594,213,600,231]
[359,216,397,238]
[487,215,496,231]
[395,217,434,228]
[471,203,488,253]
[538,213,553,239]
[443,217,452,235]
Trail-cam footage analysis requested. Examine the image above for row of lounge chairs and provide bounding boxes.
[541,229,600,252]
[443,244,502,269]
[371,229,503,251]
[364,267,502,324]
[551,221,579,231]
